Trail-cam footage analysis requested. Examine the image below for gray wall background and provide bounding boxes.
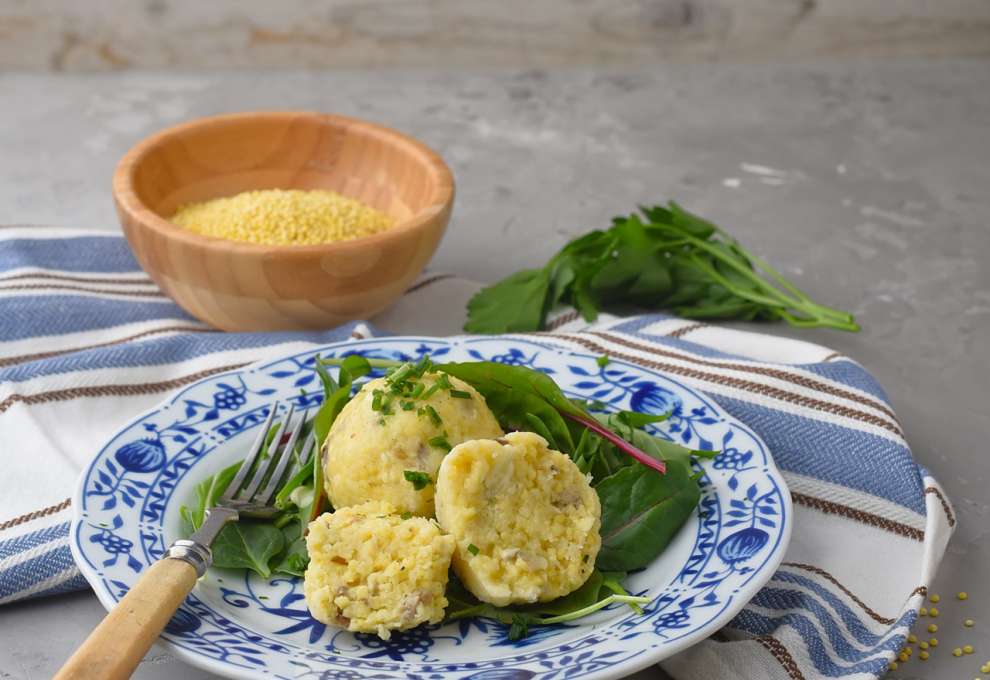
[2,0,989,71]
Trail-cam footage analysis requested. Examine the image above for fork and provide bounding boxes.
[55,400,313,680]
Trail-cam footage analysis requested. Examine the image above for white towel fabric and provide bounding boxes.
[0,227,954,680]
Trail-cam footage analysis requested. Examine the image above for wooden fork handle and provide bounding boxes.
[54,558,198,680]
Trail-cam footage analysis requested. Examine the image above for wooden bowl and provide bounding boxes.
[112,111,454,331]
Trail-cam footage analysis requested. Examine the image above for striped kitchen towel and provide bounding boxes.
[0,226,954,680]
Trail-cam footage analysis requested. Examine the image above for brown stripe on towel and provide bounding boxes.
[546,310,581,331]
[0,325,212,368]
[405,273,455,294]
[0,283,167,298]
[0,272,155,286]
[0,363,249,415]
[781,562,896,624]
[0,498,71,532]
[756,635,807,680]
[667,322,707,338]
[791,492,924,541]
[924,486,956,526]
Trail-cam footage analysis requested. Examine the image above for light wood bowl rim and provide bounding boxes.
[111,110,455,258]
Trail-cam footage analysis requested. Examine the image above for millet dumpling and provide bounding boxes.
[304,501,455,640]
[435,432,601,607]
[322,372,503,516]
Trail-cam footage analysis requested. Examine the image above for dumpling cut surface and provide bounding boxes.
[304,501,455,640]
[434,432,601,607]
[322,373,503,516]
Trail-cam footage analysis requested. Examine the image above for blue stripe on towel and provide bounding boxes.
[0,522,70,560]
[731,608,912,677]
[750,586,886,652]
[0,544,79,600]
[20,571,89,602]
[0,237,141,274]
[771,570,893,644]
[713,395,925,514]
[0,323,365,383]
[0,296,194,342]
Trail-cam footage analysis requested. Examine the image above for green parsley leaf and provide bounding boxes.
[464,268,552,334]
[464,201,859,333]
[403,470,432,490]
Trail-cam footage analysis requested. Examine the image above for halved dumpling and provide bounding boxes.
[304,501,455,640]
[435,432,601,607]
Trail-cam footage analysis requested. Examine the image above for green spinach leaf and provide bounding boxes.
[595,456,700,571]
[211,521,285,578]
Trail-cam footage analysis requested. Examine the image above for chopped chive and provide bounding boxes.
[413,355,433,376]
[371,389,384,411]
[400,511,412,520]
[420,404,443,426]
[467,543,480,556]
[386,363,414,386]
[400,400,415,411]
[409,382,425,398]
[428,435,452,452]
[449,389,472,399]
[596,355,610,367]
[403,470,432,490]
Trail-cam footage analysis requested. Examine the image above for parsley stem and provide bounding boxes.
[536,594,651,624]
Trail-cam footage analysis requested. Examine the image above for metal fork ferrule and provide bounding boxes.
[166,539,212,577]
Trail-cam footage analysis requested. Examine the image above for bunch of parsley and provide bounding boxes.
[465,201,858,333]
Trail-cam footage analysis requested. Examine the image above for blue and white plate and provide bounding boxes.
[71,336,791,680]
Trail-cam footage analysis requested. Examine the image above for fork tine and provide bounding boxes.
[240,404,294,501]
[219,401,279,504]
[256,408,308,505]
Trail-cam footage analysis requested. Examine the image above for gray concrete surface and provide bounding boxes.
[0,61,988,679]
[5,0,990,71]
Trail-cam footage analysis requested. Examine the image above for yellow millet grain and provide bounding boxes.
[930,607,940,617]
[928,623,939,633]
[172,189,394,246]
[908,634,918,643]
[930,594,941,603]
[919,650,930,660]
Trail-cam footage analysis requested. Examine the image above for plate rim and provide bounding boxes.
[70,334,793,680]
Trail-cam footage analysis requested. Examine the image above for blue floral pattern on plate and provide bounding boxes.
[71,337,791,680]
